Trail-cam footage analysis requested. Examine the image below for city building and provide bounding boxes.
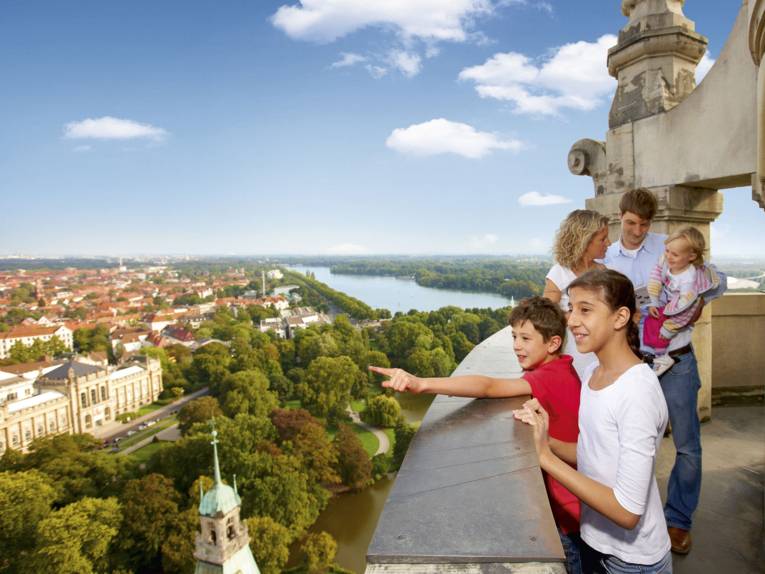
[0,356,162,455]
[0,324,73,359]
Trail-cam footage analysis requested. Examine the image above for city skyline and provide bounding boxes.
[1,1,762,257]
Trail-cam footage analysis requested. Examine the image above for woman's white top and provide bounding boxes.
[545,264,597,379]
[578,362,671,565]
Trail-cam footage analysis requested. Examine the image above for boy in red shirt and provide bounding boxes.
[369,296,582,573]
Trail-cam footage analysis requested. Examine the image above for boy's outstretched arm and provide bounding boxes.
[368,365,531,398]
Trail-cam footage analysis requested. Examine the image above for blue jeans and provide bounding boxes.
[659,349,702,530]
[558,528,583,574]
[581,542,673,574]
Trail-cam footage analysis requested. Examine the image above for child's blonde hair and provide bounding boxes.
[553,209,610,270]
[666,226,705,267]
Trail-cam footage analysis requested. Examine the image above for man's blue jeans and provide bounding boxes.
[659,349,702,530]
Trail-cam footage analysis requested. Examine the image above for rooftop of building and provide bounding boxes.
[42,360,105,381]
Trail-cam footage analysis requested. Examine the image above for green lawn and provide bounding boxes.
[353,425,379,457]
[116,416,178,450]
[137,402,165,417]
[284,399,302,410]
[129,441,170,465]
[350,399,366,413]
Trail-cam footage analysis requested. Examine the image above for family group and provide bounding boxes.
[370,189,726,574]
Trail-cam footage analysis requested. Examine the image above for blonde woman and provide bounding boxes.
[543,209,611,378]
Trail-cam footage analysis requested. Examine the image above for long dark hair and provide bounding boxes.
[567,269,642,358]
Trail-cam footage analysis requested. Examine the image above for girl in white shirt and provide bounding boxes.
[543,209,611,380]
[517,269,672,574]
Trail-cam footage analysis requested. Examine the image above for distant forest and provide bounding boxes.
[280,256,551,300]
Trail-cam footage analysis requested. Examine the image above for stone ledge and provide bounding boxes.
[366,327,565,571]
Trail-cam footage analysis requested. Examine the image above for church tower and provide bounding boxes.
[194,428,260,574]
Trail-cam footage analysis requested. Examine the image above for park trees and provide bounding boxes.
[117,474,182,571]
[0,470,56,572]
[302,531,337,574]
[219,369,278,420]
[25,497,122,574]
[271,408,339,486]
[20,434,130,505]
[362,395,402,428]
[186,342,231,390]
[246,516,292,574]
[299,356,361,421]
[333,424,372,491]
[393,420,418,470]
[177,396,223,435]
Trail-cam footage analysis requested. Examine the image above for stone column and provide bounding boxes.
[609,0,707,128]
[749,0,765,209]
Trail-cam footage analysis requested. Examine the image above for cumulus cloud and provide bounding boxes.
[271,0,495,44]
[327,242,369,255]
[459,34,618,115]
[389,50,422,77]
[469,233,499,249]
[696,50,715,84]
[64,116,168,141]
[386,118,523,159]
[518,191,572,206]
[366,64,388,78]
[331,52,366,68]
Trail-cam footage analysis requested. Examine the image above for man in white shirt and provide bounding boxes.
[603,189,701,555]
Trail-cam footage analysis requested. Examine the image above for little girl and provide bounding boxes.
[516,269,672,574]
[644,226,721,376]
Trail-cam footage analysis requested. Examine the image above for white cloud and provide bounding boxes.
[386,118,523,159]
[271,0,494,44]
[389,50,422,77]
[469,233,499,249]
[696,50,714,84]
[365,64,388,78]
[64,116,168,141]
[459,34,618,115]
[518,191,572,206]
[331,52,366,68]
[499,0,553,14]
[327,242,368,255]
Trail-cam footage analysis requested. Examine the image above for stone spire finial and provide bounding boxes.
[210,424,222,486]
[608,0,707,128]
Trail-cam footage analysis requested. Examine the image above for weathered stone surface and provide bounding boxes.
[366,327,565,571]
[366,562,566,574]
[608,1,707,128]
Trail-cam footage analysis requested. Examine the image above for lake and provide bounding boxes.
[288,265,513,313]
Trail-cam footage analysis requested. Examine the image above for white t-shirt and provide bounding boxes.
[546,264,597,379]
[663,266,695,350]
[577,362,671,564]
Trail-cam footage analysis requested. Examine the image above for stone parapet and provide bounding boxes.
[711,292,765,400]
[366,327,566,573]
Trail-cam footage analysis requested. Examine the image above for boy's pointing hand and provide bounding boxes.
[368,365,424,394]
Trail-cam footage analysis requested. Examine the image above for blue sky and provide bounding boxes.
[0,1,760,258]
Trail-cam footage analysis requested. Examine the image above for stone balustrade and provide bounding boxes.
[366,326,566,574]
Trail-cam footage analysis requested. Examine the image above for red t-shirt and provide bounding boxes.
[522,354,581,534]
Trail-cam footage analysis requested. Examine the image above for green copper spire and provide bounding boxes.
[198,422,241,517]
